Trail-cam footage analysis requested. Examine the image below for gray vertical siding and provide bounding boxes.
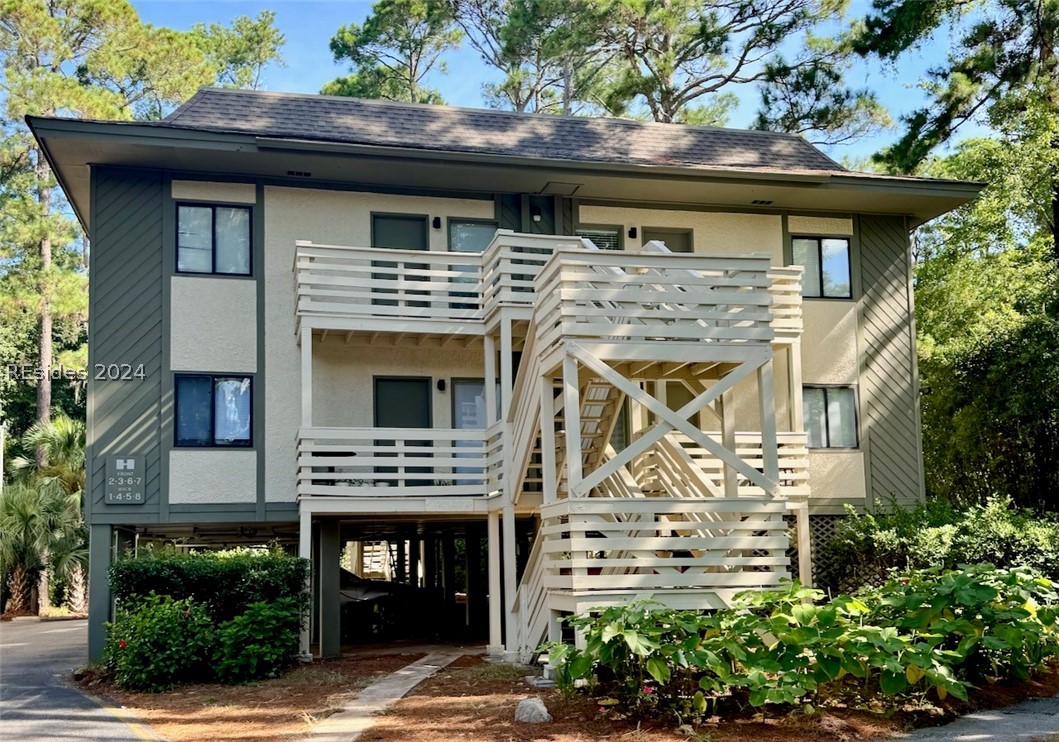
[87,169,165,523]
[858,215,924,507]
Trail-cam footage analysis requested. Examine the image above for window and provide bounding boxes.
[371,213,428,250]
[642,228,693,253]
[575,227,622,251]
[803,386,857,448]
[175,375,252,447]
[177,204,251,275]
[449,219,498,253]
[792,236,851,298]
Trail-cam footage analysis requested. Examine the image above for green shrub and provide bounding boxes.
[818,496,1059,593]
[109,547,309,623]
[104,594,215,692]
[543,565,1059,723]
[213,598,303,683]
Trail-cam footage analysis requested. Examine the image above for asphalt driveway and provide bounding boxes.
[0,618,154,741]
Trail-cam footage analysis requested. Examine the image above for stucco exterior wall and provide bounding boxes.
[171,180,255,204]
[788,215,853,236]
[801,302,858,385]
[263,186,495,502]
[807,451,865,508]
[169,450,257,504]
[312,339,485,428]
[170,276,257,373]
[577,205,784,261]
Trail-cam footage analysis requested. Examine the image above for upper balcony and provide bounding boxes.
[294,230,802,344]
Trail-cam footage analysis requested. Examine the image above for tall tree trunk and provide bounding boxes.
[35,152,53,466]
[562,59,574,115]
[65,563,87,614]
[37,553,50,614]
[7,566,30,613]
[1052,181,1059,262]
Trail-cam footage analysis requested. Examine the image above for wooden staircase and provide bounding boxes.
[503,241,806,657]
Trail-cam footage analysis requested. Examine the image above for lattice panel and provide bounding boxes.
[809,514,846,587]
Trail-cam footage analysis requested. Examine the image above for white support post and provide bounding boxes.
[300,327,313,428]
[757,359,780,491]
[538,375,558,504]
[720,391,737,498]
[795,501,813,586]
[562,355,582,494]
[500,319,513,419]
[484,333,498,423]
[788,342,804,431]
[502,502,518,658]
[487,511,503,655]
[298,507,312,661]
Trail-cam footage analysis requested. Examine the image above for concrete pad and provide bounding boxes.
[307,650,463,741]
[899,696,1059,741]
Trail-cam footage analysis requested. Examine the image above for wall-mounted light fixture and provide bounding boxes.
[628,227,638,239]
[530,206,543,223]
[436,379,447,392]
[432,216,442,229]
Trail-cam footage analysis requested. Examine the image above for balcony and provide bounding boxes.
[293,231,802,343]
[293,231,571,336]
[297,424,503,499]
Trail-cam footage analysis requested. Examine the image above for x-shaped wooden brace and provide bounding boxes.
[568,343,778,497]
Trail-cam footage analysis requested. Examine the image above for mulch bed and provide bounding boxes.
[77,652,424,742]
[360,656,1059,742]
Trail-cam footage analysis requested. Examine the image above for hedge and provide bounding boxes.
[109,547,309,623]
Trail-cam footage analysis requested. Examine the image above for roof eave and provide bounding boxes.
[27,115,985,230]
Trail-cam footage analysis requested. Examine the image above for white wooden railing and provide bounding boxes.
[295,243,483,325]
[539,497,791,592]
[480,230,576,312]
[297,427,490,497]
[671,431,810,498]
[294,235,802,343]
[532,249,784,352]
[511,533,548,659]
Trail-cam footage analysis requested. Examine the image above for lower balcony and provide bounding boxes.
[297,425,503,498]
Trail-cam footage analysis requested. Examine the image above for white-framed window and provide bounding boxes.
[175,374,252,447]
[792,236,851,298]
[449,218,499,253]
[177,203,251,275]
[575,226,622,251]
[803,385,858,448]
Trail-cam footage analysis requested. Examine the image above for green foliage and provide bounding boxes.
[819,497,1059,593]
[192,11,286,91]
[325,0,461,103]
[754,51,892,145]
[213,598,303,683]
[103,594,215,692]
[853,0,1059,184]
[591,0,866,133]
[543,566,1059,723]
[109,547,310,624]
[910,100,1059,508]
[0,479,81,612]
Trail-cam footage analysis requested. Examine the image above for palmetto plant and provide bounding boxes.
[4,415,87,613]
[10,415,86,496]
[0,481,81,613]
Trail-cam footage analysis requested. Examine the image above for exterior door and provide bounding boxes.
[642,228,693,253]
[374,377,432,487]
[371,214,429,306]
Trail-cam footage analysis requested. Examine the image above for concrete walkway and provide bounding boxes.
[899,696,1059,741]
[306,650,463,741]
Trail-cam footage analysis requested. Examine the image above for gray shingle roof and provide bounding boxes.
[162,88,845,174]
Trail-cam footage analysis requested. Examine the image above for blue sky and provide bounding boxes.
[132,0,968,164]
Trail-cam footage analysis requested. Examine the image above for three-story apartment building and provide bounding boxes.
[29,89,980,661]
